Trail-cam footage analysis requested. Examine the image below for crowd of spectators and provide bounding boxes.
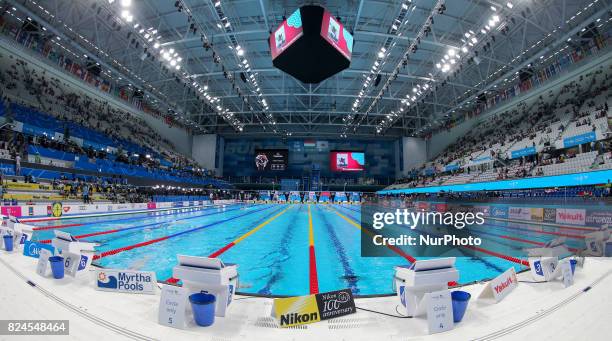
[0,57,214,178]
[392,67,611,189]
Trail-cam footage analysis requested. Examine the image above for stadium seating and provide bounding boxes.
[390,66,611,191]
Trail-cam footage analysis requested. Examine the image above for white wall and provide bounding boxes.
[192,134,219,174]
[426,120,476,160]
[401,137,428,175]
[141,115,192,156]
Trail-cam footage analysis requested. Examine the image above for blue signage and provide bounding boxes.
[444,164,460,172]
[490,206,509,218]
[423,168,435,176]
[563,131,596,148]
[23,240,55,259]
[378,170,612,194]
[510,146,536,159]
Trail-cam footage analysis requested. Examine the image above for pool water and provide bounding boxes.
[29,203,579,296]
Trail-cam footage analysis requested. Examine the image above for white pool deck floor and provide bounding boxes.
[0,250,610,341]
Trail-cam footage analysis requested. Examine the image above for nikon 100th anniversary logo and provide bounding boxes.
[272,289,355,327]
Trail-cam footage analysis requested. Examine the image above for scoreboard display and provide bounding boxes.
[320,9,353,61]
[330,151,365,172]
[270,8,303,60]
[255,149,288,171]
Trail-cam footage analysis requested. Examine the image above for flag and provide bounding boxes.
[304,140,316,148]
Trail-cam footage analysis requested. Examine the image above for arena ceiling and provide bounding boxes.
[8,0,611,138]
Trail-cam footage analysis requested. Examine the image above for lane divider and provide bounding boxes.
[334,205,529,267]
[92,205,279,261]
[348,204,586,243]
[33,223,84,231]
[209,205,293,258]
[31,204,238,231]
[308,205,320,294]
[37,205,250,244]
[166,205,294,285]
[482,221,586,239]
[330,206,417,263]
[21,204,224,223]
[486,216,599,232]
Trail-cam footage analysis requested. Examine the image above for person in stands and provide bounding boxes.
[82,182,90,204]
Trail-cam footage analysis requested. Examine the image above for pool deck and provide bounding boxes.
[0,251,610,340]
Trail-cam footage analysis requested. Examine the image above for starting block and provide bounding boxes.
[51,231,98,274]
[394,258,459,316]
[172,255,238,317]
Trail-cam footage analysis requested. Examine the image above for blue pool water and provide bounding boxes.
[29,203,578,296]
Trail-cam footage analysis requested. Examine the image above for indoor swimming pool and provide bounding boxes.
[26,203,593,296]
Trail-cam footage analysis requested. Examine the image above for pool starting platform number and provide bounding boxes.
[426,290,453,334]
[272,289,355,328]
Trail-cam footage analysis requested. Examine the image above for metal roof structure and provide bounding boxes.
[8,0,611,138]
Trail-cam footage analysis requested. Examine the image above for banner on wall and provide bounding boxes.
[1,206,22,217]
[585,210,612,227]
[444,164,460,172]
[473,205,490,216]
[509,207,531,220]
[563,131,596,148]
[530,208,544,222]
[510,146,537,159]
[543,208,556,223]
[490,206,509,218]
[556,208,586,225]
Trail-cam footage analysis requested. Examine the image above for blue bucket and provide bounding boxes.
[3,235,13,252]
[49,256,65,279]
[189,293,216,327]
[451,291,471,323]
[570,259,577,275]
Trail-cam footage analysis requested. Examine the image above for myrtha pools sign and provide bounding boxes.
[95,269,157,295]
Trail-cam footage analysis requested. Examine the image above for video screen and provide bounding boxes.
[330,151,364,172]
[320,9,353,61]
[270,8,304,60]
[255,149,288,171]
